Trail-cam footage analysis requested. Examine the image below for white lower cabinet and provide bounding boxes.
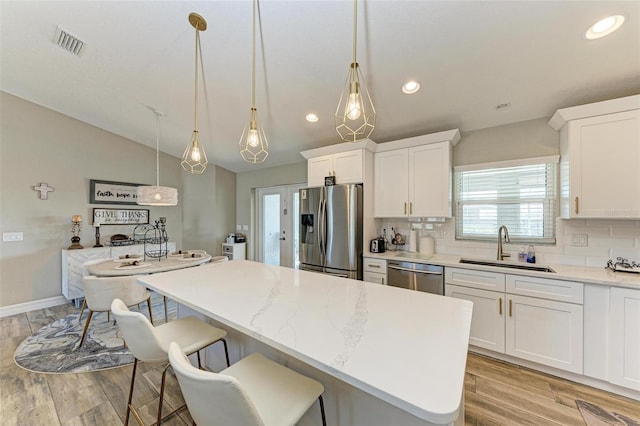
[445,267,584,374]
[609,287,640,391]
[445,285,505,352]
[363,257,387,285]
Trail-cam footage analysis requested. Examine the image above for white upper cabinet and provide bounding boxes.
[307,150,364,187]
[301,140,376,187]
[549,95,640,218]
[374,130,460,218]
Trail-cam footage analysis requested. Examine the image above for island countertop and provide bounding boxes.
[137,259,473,425]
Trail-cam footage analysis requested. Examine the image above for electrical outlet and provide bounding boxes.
[3,232,23,242]
[571,233,588,247]
[236,225,242,231]
[242,225,249,231]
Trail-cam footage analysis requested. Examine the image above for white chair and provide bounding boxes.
[111,298,230,426]
[168,342,326,426]
[78,275,152,349]
[78,258,113,322]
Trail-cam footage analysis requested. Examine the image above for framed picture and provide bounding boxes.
[90,179,144,205]
[93,208,149,225]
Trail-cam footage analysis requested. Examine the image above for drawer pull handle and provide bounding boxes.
[509,299,513,317]
[499,298,503,315]
[410,202,413,215]
[575,197,579,215]
[404,202,407,215]
[367,264,381,268]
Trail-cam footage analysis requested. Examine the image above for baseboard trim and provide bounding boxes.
[0,296,69,318]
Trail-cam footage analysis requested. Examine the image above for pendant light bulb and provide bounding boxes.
[247,123,259,148]
[346,82,362,120]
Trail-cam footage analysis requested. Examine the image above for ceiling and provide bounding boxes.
[1,1,639,173]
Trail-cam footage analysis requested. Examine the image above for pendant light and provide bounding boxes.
[137,109,179,206]
[181,13,208,174]
[335,0,376,142]
[239,0,269,164]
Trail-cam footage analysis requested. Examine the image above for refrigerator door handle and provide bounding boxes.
[318,198,325,259]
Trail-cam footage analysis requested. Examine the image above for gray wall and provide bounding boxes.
[235,162,307,259]
[1,93,190,307]
[182,165,236,256]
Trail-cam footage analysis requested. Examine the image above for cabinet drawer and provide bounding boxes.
[506,275,583,304]
[445,267,505,292]
[363,257,387,273]
[364,271,386,285]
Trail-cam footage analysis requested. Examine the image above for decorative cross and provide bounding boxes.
[33,182,54,200]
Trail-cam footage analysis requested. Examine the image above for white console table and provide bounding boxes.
[61,242,176,303]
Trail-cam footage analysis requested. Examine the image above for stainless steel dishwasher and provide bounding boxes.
[387,260,444,295]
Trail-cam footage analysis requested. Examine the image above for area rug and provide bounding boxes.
[14,296,176,374]
[577,400,640,426]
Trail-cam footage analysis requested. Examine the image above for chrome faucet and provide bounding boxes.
[497,225,511,261]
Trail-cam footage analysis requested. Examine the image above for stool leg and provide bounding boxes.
[157,363,171,425]
[146,297,154,325]
[163,296,168,322]
[125,358,138,426]
[78,310,94,349]
[222,339,230,367]
[319,395,327,426]
[78,299,86,323]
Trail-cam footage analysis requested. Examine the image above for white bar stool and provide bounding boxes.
[111,298,230,425]
[168,341,327,426]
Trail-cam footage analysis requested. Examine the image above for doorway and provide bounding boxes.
[256,183,305,268]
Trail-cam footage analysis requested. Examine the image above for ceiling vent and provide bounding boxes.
[53,26,85,56]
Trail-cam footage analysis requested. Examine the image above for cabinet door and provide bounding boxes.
[445,285,505,352]
[333,150,363,184]
[408,141,452,217]
[609,287,640,391]
[568,110,640,218]
[363,271,386,285]
[506,295,583,373]
[374,149,409,217]
[307,155,334,187]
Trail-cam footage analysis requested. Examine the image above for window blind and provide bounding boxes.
[455,161,557,243]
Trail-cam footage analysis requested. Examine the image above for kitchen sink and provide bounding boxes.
[459,258,556,273]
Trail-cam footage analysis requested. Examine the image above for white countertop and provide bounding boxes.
[365,252,640,290]
[137,260,473,424]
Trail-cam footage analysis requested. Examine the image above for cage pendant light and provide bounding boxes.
[137,109,179,206]
[239,0,269,164]
[335,0,376,142]
[181,13,209,174]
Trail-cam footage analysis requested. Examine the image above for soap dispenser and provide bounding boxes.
[526,245,536,263]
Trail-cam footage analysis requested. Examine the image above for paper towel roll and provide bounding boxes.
[409,230,417,252]
[419,236,435,256]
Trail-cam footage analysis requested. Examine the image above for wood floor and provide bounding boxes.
[1,298,639,425]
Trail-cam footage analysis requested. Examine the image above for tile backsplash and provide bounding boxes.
[375,218,640,268]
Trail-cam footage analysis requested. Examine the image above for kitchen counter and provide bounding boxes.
[365,252,640,290]
[138,260,473,425]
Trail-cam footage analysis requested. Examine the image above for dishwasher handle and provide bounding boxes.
[387,265,443,275]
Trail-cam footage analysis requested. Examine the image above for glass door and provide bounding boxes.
[256,184,305,268]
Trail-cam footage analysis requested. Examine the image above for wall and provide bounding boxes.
[182,165,236,256]
[0,93,184,307]
[235,162,307,259]
[377,117,640,267]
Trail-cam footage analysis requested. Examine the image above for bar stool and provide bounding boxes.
[111,299,230,425]
[168,341,327,426]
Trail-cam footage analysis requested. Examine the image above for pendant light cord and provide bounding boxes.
[252,0,257,108]
[155,112,161,186]
[352,0,357,63]
[194,25,201,130]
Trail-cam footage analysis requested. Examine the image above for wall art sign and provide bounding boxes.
[90,179,144,205]
[93,208,149,225]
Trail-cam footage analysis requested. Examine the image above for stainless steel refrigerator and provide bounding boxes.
[299,183,363,279]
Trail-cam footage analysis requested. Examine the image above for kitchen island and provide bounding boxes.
[137,259,473,425]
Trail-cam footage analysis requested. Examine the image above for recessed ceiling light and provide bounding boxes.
[305,113,319,123]
[402,81,420,94]
[586,15,625,40]
[496,103,511,111]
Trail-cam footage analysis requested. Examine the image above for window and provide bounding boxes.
[455,157,558,243]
